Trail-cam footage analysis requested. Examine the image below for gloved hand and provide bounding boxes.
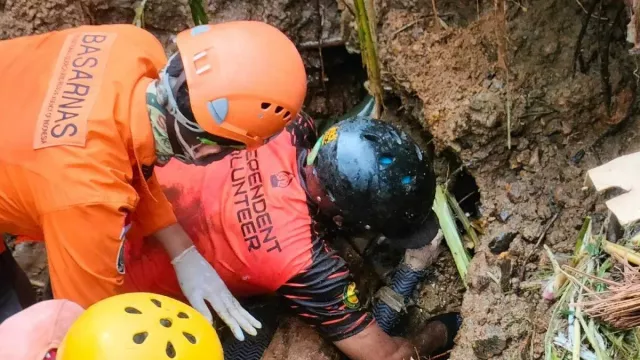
[171,245,262,341]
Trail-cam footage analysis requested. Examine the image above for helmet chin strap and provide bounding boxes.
[156,61,207,165]
[171,118,199,164]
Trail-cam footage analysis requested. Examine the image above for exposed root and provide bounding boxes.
[316,0,328,93]
[431,0,441,31]
[600,2,625,115]
[425,349,452,359]
[494,0,508,72]
[572,74,637,164]
[575,0,610,20]
[573,0,599,75]
[390,13,455,39]
[299,37,345,49]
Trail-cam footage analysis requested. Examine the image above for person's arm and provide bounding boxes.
[135,172,262,341]
[334,322,417,360]
[276,236,423,360]
[373,222,444,334]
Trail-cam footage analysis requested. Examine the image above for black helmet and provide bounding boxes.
[303,116,436,245]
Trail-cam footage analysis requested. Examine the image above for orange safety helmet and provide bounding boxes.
[161,20,308,150]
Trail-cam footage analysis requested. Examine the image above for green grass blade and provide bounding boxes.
[188,0,209,26]
[445,189,479,249]
[574,217,592,258]
[133,0,148,27]
[433,185,471,286]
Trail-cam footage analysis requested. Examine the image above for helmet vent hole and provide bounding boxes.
[363,134,379,142]
[125,307,142,314]
[379,155,394,167]
[275,106,284,114]
[183,332,197,344]
[177,312,189,319]
[166,341,176,358]
[151,299,162,308]
[284,111,291,119]
[160,318,173,328]
[132,332,148,344]
[261,102,271,110]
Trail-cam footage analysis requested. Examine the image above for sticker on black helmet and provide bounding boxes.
[321,126,339,145]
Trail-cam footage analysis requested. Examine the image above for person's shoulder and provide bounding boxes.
[86,24,159,44]
[284,111,318,149]
[83,24,168,69]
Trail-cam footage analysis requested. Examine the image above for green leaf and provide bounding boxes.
[188,0,209,26]
[445,189,479,249]
[574,217,592,257]
[433,185,471,286]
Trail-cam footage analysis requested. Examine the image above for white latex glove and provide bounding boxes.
[171,245,262,340]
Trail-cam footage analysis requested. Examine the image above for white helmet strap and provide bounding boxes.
[159,54,207,134]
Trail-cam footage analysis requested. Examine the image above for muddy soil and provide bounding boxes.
[363,0,640,358]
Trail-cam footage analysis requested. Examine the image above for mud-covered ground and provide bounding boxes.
[368,0,640,358]
[3,0,640,359]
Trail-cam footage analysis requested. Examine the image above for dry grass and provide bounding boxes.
[545,216,640,359]
[579,258,640,330]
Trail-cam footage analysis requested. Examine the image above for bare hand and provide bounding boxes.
[403,230,444,271]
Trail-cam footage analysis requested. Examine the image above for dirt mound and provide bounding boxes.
[370,0,640,358]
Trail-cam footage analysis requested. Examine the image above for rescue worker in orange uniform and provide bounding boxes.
[0,20,307,342]
[124,113,462,360]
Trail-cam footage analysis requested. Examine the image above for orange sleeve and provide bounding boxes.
[131,171,177,237]
[42,202,131,308]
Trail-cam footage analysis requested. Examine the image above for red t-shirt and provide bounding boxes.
[125,125,314,297]
[124,114,372,341]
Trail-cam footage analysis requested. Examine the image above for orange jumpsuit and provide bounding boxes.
[0,24,177,308]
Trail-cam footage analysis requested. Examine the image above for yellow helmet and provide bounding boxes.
[58,292,223,360]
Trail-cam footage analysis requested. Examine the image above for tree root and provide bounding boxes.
[600,2,625,115]
[573,0,599,75]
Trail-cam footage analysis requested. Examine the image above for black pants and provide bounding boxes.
[0,287,21,324]
[0,242,35,324]
[222,297,282,360]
